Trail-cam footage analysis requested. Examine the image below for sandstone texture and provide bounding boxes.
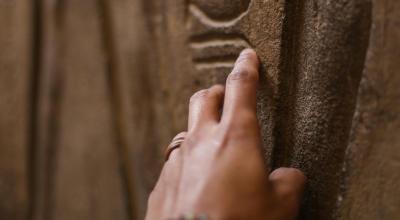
[143,0,399,219]
[0,0,399,219]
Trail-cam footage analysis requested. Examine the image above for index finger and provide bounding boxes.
[222,49,260,122]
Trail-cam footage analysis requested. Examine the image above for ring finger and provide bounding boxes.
[188,85,225,132]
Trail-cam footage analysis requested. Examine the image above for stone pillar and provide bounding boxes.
[137,0,400,219]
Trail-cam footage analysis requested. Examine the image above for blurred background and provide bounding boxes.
[0,0,399,220]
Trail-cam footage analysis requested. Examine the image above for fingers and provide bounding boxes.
[269,168,307,219]
[188,85,225,131]
[150,132,188,209]
[165,132,187,162]
[222,49,260,124]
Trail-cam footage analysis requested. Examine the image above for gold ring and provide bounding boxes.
[165,132,186,161]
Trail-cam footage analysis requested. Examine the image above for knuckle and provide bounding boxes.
[190,89,209,103]
[190,85,224,104]
[227,67,258,84]
[209,84,225,93]
[208,85,225,98]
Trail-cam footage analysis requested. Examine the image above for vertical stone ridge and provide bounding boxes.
[97,0,137,219]
[272,0,306,169]
[28,0,42,218]
[337,0,400,219]
[272,0,372,219]
[30,0,65,219]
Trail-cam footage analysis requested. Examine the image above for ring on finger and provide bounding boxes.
[164,132,186,161]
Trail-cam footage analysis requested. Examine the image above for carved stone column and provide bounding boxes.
[138,0,399,219]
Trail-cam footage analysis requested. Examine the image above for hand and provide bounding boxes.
[145,49,306,220]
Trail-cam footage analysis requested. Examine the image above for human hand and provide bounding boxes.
[145,49,306,220]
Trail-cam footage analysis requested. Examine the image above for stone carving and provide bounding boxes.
[187,0,252,70]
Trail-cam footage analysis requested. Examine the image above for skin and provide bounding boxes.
[146,49,307,220]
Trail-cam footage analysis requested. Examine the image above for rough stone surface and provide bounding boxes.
[52,1,130,219]
[143,0,373,219]
[338,0,400,219]
[0,0,399,219]
[145,0,286,166]
[273,1,371,219]
[0,1,31,219]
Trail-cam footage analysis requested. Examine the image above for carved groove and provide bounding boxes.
[190,39,249,49]
[188,4,248,27]
[190,38,249,68]
[189,32,249,43]
[187,0,252,70]
[190,0,251,21]
[195,62,235,70]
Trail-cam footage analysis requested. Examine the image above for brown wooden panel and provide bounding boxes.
[43,0,130,219]
[339,0,400,219]
[0,0,32,219]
